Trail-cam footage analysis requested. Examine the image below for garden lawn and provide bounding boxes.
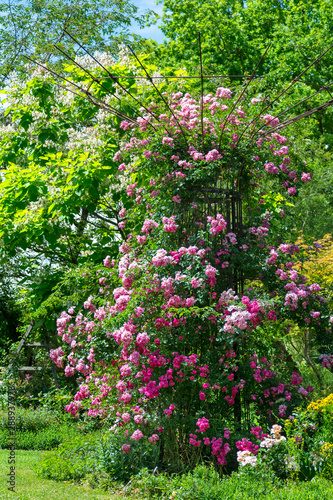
[0,450,130,500]
[2,449,333,500]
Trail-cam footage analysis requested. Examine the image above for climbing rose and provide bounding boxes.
[131,429,143,440]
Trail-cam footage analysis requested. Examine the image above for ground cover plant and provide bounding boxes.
[129,464,333,500]
[2,449,333,500]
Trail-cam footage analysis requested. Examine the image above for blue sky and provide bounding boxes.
[131,0,165,43]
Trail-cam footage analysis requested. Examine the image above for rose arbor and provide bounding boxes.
[52,87,332,471]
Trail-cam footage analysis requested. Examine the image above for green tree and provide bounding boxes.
[158,0,333,78]
[154,0,333,137]
[0,50,184,313]
[0,0,155,85]
[292,133,333,239]
[0,56,134,316]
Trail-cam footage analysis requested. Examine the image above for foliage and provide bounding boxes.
[222,397,333,482]
[158,0,329,72]
[0,53,139,349]
[0,402,107,450]
[0,279,21,359]
[0,423,75,451]
[0,405,74,450]
[36,435,102,481]
[288,393,333,452]
[0,49,193,324]
[156,0,333,126]
[0,450,119,500]
[292,143,333,239]
[283,330,333,399]
[0,59,129,273]
[129,464,333,500]
[282,235,333,385]
[0,405,59,432]
[296,234,333,305]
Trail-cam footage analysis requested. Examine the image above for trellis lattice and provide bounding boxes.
[181,187,244,294]
[24,30,333,142]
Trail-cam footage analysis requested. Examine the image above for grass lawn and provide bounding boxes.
[2,449,333,500]
[0,450,129,500]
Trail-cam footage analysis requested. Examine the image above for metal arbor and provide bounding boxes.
[24,32,333,289]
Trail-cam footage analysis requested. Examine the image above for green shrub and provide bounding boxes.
[271,478,333,500]
[318,442,333,480]
[76,415,106,434]
[37,434,103,482]
[98,433,159,482]
[131,464,279,500]
[37,431,159,484]
[0,405,107,451]
[0,423,76,450]
[0,406,82,450]
[0,406,58,432]
[37,443,333,499]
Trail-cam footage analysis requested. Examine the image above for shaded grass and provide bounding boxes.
[0,450,133,500]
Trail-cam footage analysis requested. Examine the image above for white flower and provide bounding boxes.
[237,450,257,466]
[284,455,300,470]
[260,434,286,448]
[260,437,275,448]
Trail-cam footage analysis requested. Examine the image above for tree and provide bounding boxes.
[292,139,333,239]
[0,53,133,324]
[152,0,333,138]
[0,49,187,316]
[0,0,154,85]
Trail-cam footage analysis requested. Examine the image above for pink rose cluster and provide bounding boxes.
[236,438,259,455]
[189,429,231,465]
[162,215,178,233]
[142,218,159,234]
[49,347,65,368]
[207,214,227,235]
[319,354,333,369]
[196,417,210,433]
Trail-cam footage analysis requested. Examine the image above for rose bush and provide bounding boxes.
[51,86,332,471]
